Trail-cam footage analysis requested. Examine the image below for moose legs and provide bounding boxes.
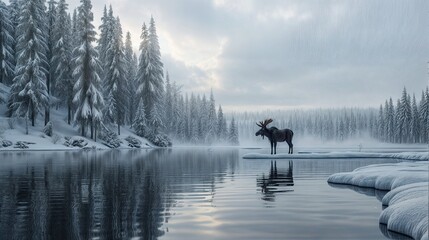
[286,140,293,154]
[270,141,278,155]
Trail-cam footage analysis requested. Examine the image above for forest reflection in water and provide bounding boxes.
[0,149,238,240]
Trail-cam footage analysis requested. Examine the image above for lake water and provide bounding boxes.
[0,148,408,240]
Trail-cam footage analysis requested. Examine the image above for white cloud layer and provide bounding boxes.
[59,0,429,111]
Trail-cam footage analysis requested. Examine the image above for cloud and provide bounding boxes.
[64,0,429,111]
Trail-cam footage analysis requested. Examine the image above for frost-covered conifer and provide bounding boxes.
[97,5,114,75]
[411,94,420,143]
[164,71,173,133]
[52,0,73,124]
[228,117,239,145]
[397,87,412,143]
[217,105,227,141]
[0,1,15,85]
[8,0,49,132]
[103,17,127,135]
[419,89,429,143]
[206,89,217,143]
[137,17,164,127]
[133,99,148,137]
[124,31,137,126]
[72,0,104,139]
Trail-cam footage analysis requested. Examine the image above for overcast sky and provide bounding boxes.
[66,0,428,111]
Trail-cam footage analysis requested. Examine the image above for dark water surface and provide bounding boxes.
[0,149,404,239]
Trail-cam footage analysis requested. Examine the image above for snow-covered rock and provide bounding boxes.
[243,151,429,161]
[328,162,429,240]
[125,135,141,148]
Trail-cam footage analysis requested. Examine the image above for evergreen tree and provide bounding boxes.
[137,17,164,127]
[164,71,173,133]
[217,105,227,141]
[136,23,149,111]
[387,98,395,142]
[44,0,57,124]
[8,0,49,132]
[124,31,137,126]
[377,105,385,141]
[97,5,114,76]
[419,89,429,143]
[52,0,73,124]
[228,117,239,145]
[103,17,127,135]
[411,94,420,143]
[206,89,217,144]
[72,0,104,139]
[0,1,15,85]
[133,99,148,137]
[398,88,412,143]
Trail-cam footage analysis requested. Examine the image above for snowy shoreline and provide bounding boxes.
[243,151,429,161]
[328,162,429,240]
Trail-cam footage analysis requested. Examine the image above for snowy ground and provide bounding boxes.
[0,106,153,151]
[328,162,429,240]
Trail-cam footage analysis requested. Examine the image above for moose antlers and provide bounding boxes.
[256,119,273,128]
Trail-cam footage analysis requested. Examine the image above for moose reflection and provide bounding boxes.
[257,161,294,202]
[255,119,294,154]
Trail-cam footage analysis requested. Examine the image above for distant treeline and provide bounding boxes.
[235,87,428,144]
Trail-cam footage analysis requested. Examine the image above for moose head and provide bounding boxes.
[255,119,273,139]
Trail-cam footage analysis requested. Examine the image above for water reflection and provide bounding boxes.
[328,183,389,202]
[0,149,238,240]
[328,182,412,240]
[257,161,294,202]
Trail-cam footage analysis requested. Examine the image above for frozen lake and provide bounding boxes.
[0,148,412,239]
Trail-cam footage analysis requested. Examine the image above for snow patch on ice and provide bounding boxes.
[243,152,429,161]
[328,162,428,240]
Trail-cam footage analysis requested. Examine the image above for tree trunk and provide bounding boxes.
[94,122,97,142]
[26,112,29,135]
[90,118,94,139]
[45,107,50,126]
[81,121,85,137]
[31,109,35,127]
[118,123,120,135]
[67,104,71,125]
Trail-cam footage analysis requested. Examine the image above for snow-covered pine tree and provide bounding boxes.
[136,23,149,111]
[133,99,148,137]
[0,1,15,85]
[206,89,217,144]
[171,81,181,138]
[8,0,49,132]
[377,105,385,141]
[103,17,127,135]
[44,0,57,125]
[217,105,227,142]
[124,31,137,126]
[394,99,401,143]
[198,95,208,142]
[189,94,198,143]
[164,71,173,133]
[419,89,429,143]
[397,88,412,143]
[411,94,420,143]
[72,0,104,139]
[97,5,114,78]
[52,0,73,124]
[228,117,239,145]
[137,17,165,129]
[387,98,395,142]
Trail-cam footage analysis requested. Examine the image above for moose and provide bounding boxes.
[255,119,294,155]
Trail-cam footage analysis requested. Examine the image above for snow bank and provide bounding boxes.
[328,162,428,240]
[243,151,429,161]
